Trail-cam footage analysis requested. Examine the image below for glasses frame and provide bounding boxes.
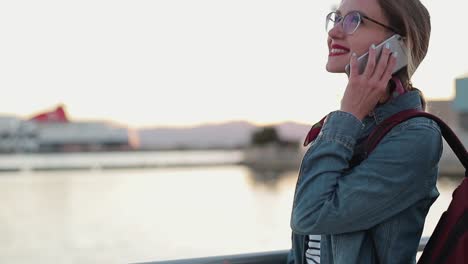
[326,11,403,36]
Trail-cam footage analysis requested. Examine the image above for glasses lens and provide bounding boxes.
[325,12,339,32]
[343,12,361,34]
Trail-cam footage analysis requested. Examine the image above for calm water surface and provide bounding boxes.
[0,152,461,264]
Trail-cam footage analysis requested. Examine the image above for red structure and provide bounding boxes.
[29,105,69,123]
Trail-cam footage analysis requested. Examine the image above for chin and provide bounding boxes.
[326,55,350,73]
[326,63,346,73]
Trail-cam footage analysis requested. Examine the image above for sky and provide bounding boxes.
[0,0,467,128]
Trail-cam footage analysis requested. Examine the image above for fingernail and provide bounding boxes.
[385,43,390,49]
[392,51,398,58]
[371,44,376,49]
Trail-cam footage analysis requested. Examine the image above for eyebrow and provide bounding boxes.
[335,9,371,18]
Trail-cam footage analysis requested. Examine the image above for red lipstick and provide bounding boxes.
[329,44,351,56]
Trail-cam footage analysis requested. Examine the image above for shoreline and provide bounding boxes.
[0,148,464,177]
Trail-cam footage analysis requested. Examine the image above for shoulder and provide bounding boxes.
[388,116,442,138]
[378,116,443,163]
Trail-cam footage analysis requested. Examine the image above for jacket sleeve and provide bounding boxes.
[290,110,442,235]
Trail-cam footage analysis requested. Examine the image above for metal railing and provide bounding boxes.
[142,237,429,264]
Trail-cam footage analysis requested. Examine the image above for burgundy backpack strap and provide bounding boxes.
[364,109,468,177]
[303,115,327,147]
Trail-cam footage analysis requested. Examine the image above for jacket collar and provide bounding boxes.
[366,90,423,125]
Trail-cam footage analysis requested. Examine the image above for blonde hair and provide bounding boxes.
[378,0,431,108]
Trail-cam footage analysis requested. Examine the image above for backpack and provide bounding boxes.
[361,109,468,264]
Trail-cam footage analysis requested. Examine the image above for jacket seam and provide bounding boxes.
[315,134,356,151]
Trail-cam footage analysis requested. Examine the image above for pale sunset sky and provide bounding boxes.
[0,0,466,128]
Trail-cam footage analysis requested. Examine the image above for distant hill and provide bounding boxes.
[137,121,311,150]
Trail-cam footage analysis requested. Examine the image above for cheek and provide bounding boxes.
[348,35,374,56]
[350,43,371,57]
[350,34,391,56]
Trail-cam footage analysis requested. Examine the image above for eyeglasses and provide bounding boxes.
[325,11,402,35]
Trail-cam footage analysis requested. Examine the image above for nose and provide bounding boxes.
[328,21,345,39]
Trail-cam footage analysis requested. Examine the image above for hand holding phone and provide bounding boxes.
[345,34,407,76]
[340,36,401,120]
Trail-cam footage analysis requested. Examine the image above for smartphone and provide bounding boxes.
[345,34,408,76]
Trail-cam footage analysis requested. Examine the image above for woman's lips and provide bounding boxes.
[329,44,350,56]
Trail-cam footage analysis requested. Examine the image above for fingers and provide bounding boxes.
[362,44,376,79]
[349,52,358,78]
[373,43,392,81]
[382,52,398,80]
[372,52,397,99]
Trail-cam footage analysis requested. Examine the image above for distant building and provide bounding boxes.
[426,75,468,175]
[426,100,459,129]
[453,77,468,131]
[0,116,38,152]
[0,105,132,153]
[35,121,130,152]
[426,76,468,132]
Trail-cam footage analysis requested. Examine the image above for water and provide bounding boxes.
[0,150,244,171]
[0,151,461,264]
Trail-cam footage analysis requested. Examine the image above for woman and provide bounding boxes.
[288,0,442,263]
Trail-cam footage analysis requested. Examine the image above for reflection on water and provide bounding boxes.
[0,162,462,264]
[245,167,298,190]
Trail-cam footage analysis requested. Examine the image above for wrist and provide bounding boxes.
[339,108,366,121]
[321,111,364,144]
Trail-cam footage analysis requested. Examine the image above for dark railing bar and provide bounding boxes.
[142,249,289,264]
[142,236,429,264]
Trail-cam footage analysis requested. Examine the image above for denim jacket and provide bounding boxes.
[288,91,443,264]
